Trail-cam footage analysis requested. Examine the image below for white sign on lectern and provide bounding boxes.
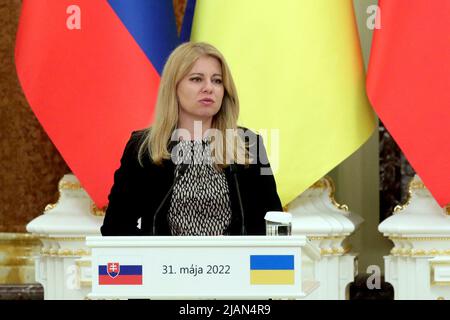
[85,235,320,299]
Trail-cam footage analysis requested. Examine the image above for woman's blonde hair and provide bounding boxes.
[138,42,250,168]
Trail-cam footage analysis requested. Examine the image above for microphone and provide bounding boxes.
[231,164,246,235]
[152,163,189,235]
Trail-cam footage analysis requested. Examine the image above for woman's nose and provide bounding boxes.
[202,80,213,93]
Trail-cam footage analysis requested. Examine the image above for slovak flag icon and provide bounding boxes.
[99,263,143,285]
[107,262,120,278]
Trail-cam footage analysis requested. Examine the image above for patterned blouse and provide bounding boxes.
[167,139,232,235]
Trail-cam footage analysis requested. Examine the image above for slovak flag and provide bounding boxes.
[99,263,143,285]
[15,1,180,208]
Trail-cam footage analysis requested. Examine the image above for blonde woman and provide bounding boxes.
[101,42,282,236]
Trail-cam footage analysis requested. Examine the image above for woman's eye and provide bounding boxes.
[190,77,201,82]
[213,78,223,84]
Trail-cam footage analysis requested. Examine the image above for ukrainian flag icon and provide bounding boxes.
[250,255,295,285]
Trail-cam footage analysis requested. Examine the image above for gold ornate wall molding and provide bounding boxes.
[0,232,42,284]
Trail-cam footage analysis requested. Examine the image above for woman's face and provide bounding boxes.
[177,55,224,125]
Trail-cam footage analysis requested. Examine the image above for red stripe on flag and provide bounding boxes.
[99,275,143,285]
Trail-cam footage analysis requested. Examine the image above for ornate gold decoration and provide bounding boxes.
[39,236,86,241]
[391,247,409,256]
[44,177,107,216]
[390,247,450,257]
[437,297,446,300]
[0,232,40,242]
[400,248,411,256]
[44,203,57,212]
[393,178,430,214]
[303,176,349,212]
[57,249,73,256]
[58,180,82,190]
[75,260,91,267]
[308,179,328,189]
[445,204,450,216]
[410,180,427,190]
[411,249,426,256]
[43,179,83,213]
[91,203,106,216]
[306,176,350,211]
[44,177,92,214]
[320,246,351,256]
[41,247,90,257]
[393,178,414,214]
[80,280,92,288]
[321,248,332,255]
[324,176,349,212]
[74,249,90,256]
[430,261,450,286]
[415,249,450,256]
[308,236,345,241]
[0,233,43,284]
[389,236,450,241]
[390,247,399,255]
[393,202,410,214]
[38,235,90,256]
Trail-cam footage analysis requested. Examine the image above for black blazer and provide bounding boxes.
[100,128,282,236]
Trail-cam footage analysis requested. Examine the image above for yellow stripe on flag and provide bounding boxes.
[191,0,376,205]
[250,270,295,285]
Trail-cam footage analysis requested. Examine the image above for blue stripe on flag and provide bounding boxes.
[99,265,142,275]
[250,255,294,270]
[107,0,180,74]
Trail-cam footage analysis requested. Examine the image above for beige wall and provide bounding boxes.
[329,0,392,273]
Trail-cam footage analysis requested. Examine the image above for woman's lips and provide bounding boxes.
[199,98,214,106]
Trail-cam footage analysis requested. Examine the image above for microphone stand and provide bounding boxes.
[231,164,246,235]
[152,163,188,235]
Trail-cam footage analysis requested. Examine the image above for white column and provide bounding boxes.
[26,174,104,300]
[379,175,450,300]
[288,176,363,300]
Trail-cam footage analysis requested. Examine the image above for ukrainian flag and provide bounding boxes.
[250,255,295,285]
[190,0,376,206]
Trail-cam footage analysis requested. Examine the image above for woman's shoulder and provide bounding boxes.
[236,126,264,147]
[236,126,259,138]
[130,128,150,142]
[120,128,150,162]
[125,128,152,151]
